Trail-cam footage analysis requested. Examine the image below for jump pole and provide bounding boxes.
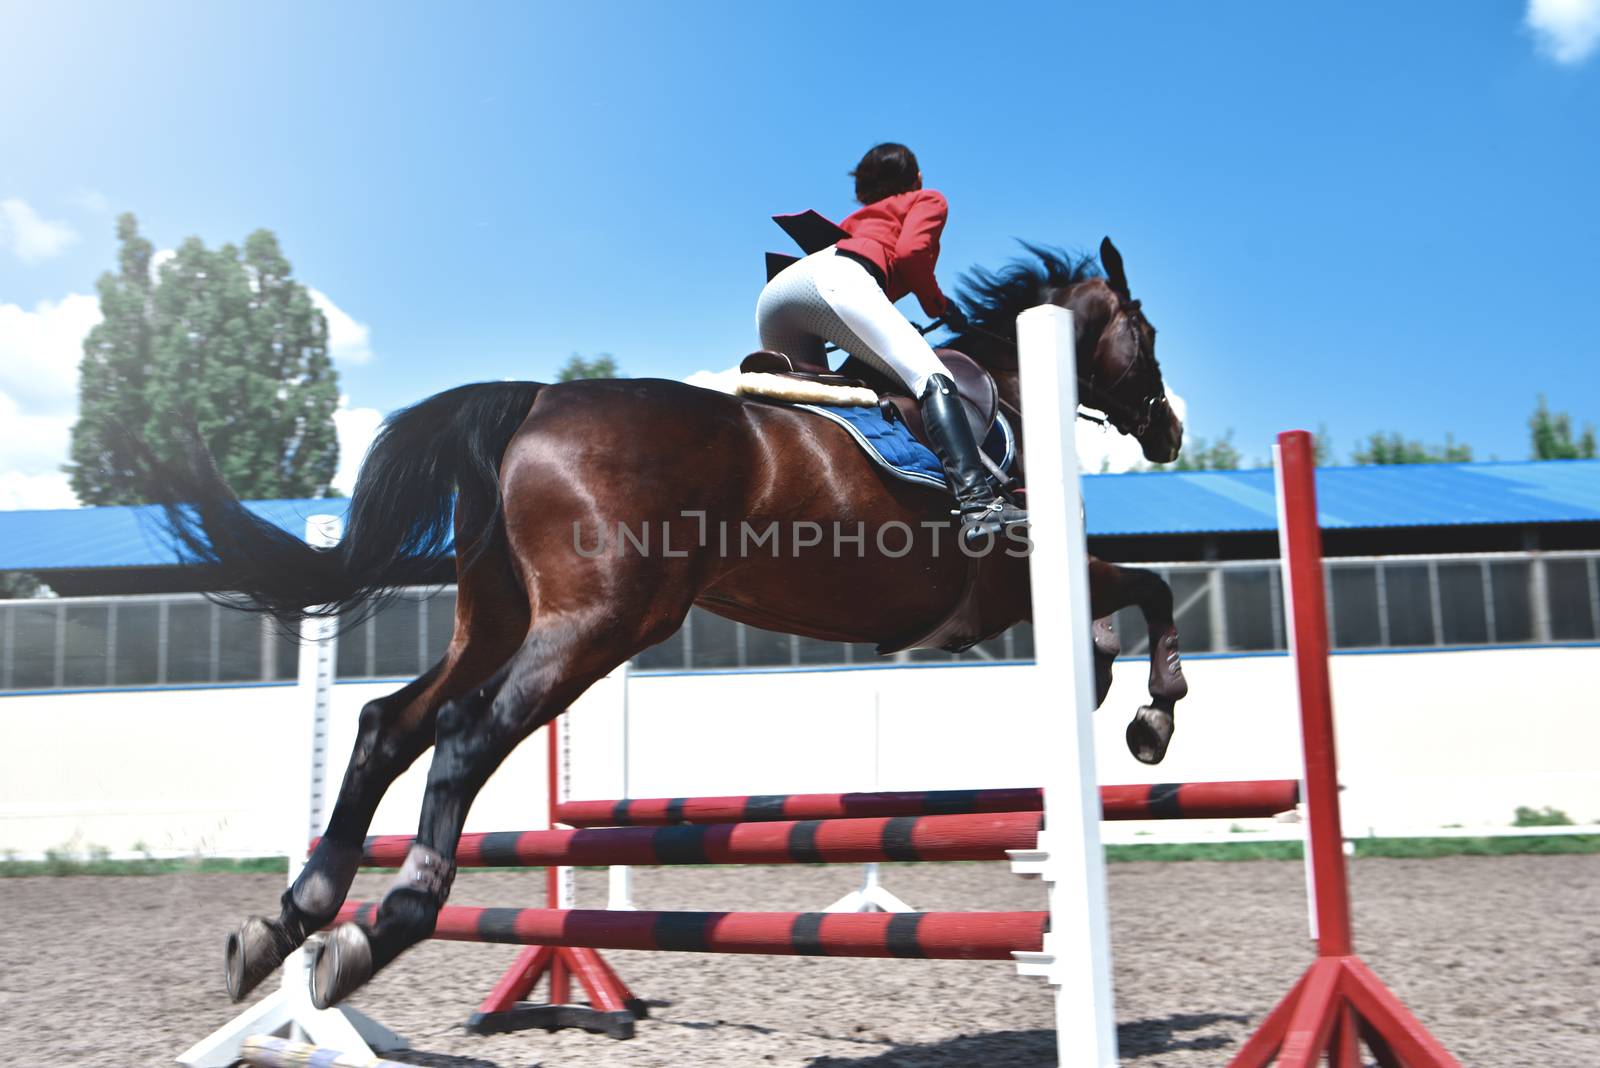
[178,517,407,1068]
[1227,431,1461,1068]
[1006,304,1120,1066]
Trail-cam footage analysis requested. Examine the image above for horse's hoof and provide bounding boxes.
[1126,705,1174,765]
[309,922,374,1009]
[226,917,287,1002]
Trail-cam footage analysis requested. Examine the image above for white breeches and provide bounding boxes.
[754,247,944,397]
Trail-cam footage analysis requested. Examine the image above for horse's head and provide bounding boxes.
[951,238,1185,464]
[1063,238,1183,463]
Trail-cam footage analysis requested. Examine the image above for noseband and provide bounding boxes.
[1079,308,1166,439]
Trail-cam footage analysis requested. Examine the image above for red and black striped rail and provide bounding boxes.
[332,902,1045,960]
[553,779,1300,828]
[346,810,1043,868]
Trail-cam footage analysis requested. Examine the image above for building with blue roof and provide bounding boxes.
[0,459,1596,595]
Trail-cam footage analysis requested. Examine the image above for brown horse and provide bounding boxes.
[150,238,1186,1009]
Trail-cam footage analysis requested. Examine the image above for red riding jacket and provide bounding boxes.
[836,188,952,319]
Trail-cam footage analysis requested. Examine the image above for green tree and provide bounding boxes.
[1172,430,1243,471]
[1529,396,1597,460]
[1352,432,1472,465]
[1313,424,1334,466]
[67,214,341,505]
[555,353,622,382]
[0,573,46,599]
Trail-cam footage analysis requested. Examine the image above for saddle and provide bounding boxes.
[737,347,1000,455]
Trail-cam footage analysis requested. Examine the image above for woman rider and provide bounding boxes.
[755,142,1027,536]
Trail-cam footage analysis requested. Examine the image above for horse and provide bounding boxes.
[147,236,1187,1009]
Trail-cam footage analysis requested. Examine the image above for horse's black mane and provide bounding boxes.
[952,243,1102,342]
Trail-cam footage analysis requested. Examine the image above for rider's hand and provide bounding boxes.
[941,300,970,334]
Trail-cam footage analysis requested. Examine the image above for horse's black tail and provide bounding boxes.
[149,381,545,625]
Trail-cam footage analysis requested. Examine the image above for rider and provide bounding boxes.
[756,142,1027,536]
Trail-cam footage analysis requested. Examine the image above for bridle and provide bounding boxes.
[1079,306,1167,438]
[949,304,1167,439]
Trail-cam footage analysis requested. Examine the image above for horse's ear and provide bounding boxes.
[1100,237,1130,300]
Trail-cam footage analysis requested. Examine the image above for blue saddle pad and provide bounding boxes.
[795,403,1016,491]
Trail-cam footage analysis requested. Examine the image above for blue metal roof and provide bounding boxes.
[0,460,1596,571]
[1081,459,1600,536]
[0,499,349,571]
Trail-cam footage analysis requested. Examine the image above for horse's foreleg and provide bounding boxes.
[1091,615,1120,707]
[1088,557,1188,765]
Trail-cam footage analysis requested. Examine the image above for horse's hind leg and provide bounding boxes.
[308,601,659,1008]
[226,665,441,1001]
[225,557,530,1000]
[1089,557,1188,765]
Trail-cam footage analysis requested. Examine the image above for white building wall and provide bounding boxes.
[1,648,1595,858]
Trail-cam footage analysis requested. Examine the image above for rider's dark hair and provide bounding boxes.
[850,143,920,204]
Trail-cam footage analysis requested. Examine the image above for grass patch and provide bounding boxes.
[0,854,286,878]
[1350,835,1599,858]
[1107,840,1307,862]
[1106,834,1600,863]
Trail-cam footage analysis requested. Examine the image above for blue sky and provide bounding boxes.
[1,1,1596,505]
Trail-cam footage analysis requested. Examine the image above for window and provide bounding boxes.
[1437,563,1489,645]
[372,598,422,678]
[1223,568,1279,651]
[217,608,264,683]
[166,602,215,684]
[335,612,372,679]
[115,604,163,686]
[1383,564,1436,647]
[1329,566,1381,648]
[273,624,300,682]
[62,604,111,688]
[1169,570,1215,653]
[1546,559,1597,641]
[12,604,59,689]
[1490,562,1533,643]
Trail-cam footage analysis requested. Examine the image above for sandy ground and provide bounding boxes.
[0,855,1595,1066]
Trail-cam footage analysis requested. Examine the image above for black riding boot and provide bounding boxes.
[919,374,1028,539]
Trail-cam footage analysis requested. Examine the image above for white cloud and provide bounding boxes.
[0,198,79,263]
[1526,0,1600,64]
[0,294,98,509]
[0,470,77,510]
[0,390,74,473]
[309,288,374,367]
[332,395,383,496]
[0,293,99,414]
[149,247,176,282]
[0,390,77,510]
[683,367,742,394]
